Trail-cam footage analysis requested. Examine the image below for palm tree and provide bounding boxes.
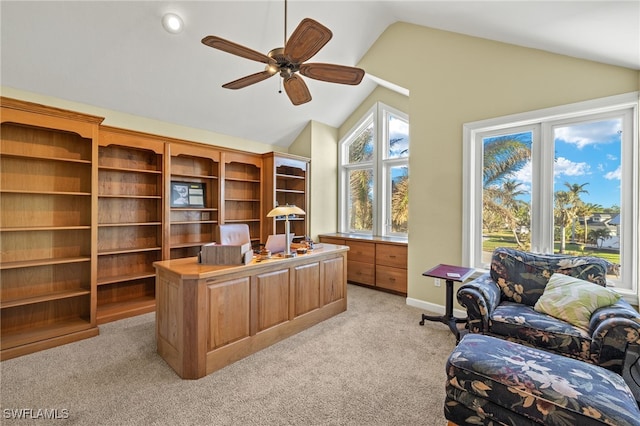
[348,127,373,231]
[482,135,531,247]
[484,179,529,247]
[391,173,408,232]
[576,202,601,244]
[555,182,588,253]
[483,136,531,187]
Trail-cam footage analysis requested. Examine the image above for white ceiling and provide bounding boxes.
[2,1,638,148]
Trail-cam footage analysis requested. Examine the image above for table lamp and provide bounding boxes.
[266,204,306,257]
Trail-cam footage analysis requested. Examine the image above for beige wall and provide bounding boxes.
[357,23,639,307]
[338,85,410,139]
[289,120,339,241]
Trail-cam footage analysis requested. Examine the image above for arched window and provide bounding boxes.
[339,102,409,237]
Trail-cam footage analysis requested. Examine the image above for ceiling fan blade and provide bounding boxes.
[222,70,275,90]
[283,74,312,106]
[284,18,332,64]
[202,36,274,65]
[299,63,365,85]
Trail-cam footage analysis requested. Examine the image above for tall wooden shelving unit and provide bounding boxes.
[96,127,164,324]
[221,152,263,248]
[262,152,310,242]
[0,98,315,359]
[167,142,221,259]
[0,97,102,360]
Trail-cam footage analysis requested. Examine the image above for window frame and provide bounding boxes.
[339,102,409,237]
[462,92,639,303]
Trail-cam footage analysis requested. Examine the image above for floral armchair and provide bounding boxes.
[457,247,640,373]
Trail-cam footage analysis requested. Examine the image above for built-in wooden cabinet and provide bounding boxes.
[318,233,408,295]
[222,152,262,248]
[0,97,314,359]
[167,142,220,259]
[0,97,102,360]
[96,127,164,323]
[262,152,309,242]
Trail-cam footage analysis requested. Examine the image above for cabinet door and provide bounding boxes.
[207,277,251,351]
[294,262,321,317]
[255,268,290,331]
[322,255,345,304]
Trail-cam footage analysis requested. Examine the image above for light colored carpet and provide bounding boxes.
[0,284,457,425]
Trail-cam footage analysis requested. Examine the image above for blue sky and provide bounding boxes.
[505,118,622,210]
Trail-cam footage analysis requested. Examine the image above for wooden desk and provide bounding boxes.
[153,244,348,379]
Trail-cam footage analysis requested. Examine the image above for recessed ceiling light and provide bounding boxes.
[162,13,183,34]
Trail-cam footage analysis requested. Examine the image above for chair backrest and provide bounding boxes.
[217,224,250,246]
[490,247,611,306]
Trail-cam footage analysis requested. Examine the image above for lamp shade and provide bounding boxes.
[266,205,306,217]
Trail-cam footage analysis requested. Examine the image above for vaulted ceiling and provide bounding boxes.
[2,1,638,148]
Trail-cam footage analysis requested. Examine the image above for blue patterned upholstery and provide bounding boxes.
[445,334,640,426]
[457,247,640,373]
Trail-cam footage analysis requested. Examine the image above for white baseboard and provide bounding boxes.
[405,297,467,319]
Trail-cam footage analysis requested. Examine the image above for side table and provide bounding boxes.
[420,264,474,342]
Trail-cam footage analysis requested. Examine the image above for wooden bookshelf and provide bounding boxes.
[0,97,102,360]
[96,127,165,323]
[262,152,309,242]
[167,142,221,259]
[222,151,262,249]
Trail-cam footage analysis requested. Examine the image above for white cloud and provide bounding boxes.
[508,160,532,183]
[606,154,618,161]
[604,166,621,180]
[554,157,590,176]
[554,119,621,149]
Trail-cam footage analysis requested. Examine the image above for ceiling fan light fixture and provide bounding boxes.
[162,13,184,34]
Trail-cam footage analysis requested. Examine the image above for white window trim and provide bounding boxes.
[462,92,639,304]
[339,102,409,237]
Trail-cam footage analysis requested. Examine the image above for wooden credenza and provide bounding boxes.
[318,233,408,295]
[153,243,348,379]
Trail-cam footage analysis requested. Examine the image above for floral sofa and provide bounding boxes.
[457,247,640,373]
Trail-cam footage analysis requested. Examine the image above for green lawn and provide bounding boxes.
[482,232,620,264]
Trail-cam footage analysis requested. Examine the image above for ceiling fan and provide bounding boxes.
[201,1,365,106]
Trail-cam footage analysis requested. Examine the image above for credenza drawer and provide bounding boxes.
[375,265,407,293]
[346,241,375,263]
[376,244,407,269]
[347,260,375,285]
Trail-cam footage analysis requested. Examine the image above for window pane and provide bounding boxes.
[387,114,409,159]
[553,119,621,278]
[482,132,533,263]
[348,122,374,163]
[389,165,408,233]
[348,168,373,232]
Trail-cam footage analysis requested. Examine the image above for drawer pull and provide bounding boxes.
[388,277,396,282]
[389,255,396,258]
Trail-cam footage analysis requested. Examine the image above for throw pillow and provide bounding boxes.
[533,272,621,331]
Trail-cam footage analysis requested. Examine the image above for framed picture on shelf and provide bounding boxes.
[171,182,205,208]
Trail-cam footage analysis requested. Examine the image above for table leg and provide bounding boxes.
[419,279,468,342]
